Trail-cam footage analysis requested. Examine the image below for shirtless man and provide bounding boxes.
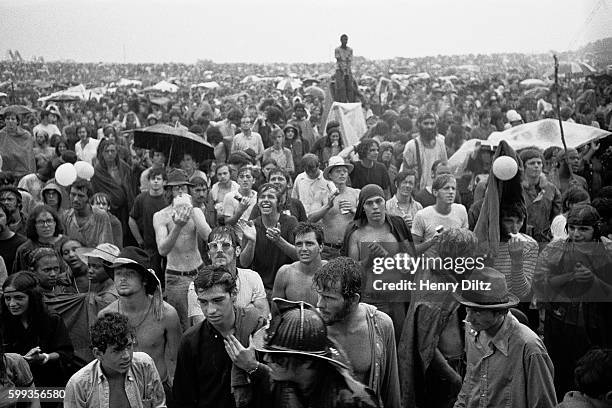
[314,256,400,408]
[273,222,326,307]
[341,183,415,339]
[153,170,212,331]
[308,156,359,260]
[99,246,181,403]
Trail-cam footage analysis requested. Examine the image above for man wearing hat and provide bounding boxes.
[308,156,359,260]
[225,298,381,407]
[453,267,556,408]
[400,112,448,190]
[520,147,561,247]
[76,243,121,310]
[153,170,212,331]
[99,246,182,403]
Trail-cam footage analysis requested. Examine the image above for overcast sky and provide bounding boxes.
[1,0,610,63]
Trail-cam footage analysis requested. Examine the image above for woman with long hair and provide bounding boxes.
[91,139,136,246]
[310,121,344,169]
[1,272,74,389]
[283,124,309,174]
[13,205,66,273]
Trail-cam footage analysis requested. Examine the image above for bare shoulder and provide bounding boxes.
[98,300,119,318]
[162,301,180,322]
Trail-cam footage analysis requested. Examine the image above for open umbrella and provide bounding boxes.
[133,124,214,165]
[545,61,597,77]
[277,78,302,91]
[0,105,34,116]
[519,79,549,88]
[304,85,325,99]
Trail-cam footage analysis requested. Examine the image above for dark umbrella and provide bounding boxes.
[133,124,214,165]
[0,105,34,116]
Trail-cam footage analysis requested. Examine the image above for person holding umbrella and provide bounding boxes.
[0,107,35,179]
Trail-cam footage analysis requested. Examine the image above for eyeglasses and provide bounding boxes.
[36,219,56,226]
[207,241,233,251]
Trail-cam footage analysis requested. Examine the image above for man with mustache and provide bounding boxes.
[400,112,448,190]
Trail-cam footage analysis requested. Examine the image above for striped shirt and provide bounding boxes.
[494,233,538,299]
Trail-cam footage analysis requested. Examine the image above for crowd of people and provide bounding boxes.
[1,43,612,408]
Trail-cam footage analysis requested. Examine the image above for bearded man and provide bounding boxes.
[400,112,448,190]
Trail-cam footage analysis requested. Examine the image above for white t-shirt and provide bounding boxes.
[411,204,468,241]
[223,190,257,221]
[187,268,266,318]
[75,138,100,165]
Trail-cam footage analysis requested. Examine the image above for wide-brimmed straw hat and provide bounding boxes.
[453,267,520,309]
[253,298,349,370]
[323,156,353,180]
[76,243,120,265]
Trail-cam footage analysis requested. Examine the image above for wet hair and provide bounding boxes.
[30,247,59,270]
[301,154,319,169]
[148,149,166,161]
[148,167,167,181]
[258,183,282,201]
[500,202,526,222]
[431,159,449,174]
[267,167,289,183]
[193,265,237,296]
[573,348,612,399]
[394,169,417,187]
[293,222,324,245]
[1,272,47,328]
[566,204,602,240]
[237,165,254,178]
[69,179,94,198]
[26,204,64,240]
[216,163,230,176]
[90,313,133,354]
[562,187,590,213]
[355,138,379,159]
[313,257,362,300]
[437,228,479,260]
[208,225,240,247]
[0,186,22,210]
[432,174,455,192]
[91,192,111,208]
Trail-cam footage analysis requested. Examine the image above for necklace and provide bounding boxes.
[118,298,152,330]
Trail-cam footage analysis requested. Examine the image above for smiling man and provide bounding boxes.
[64,313,166,408]
[239,183,298,296]
[273,222,326,306]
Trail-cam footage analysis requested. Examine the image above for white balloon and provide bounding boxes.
[74,161,95,181]
[492,156,518,181]
[55,163,77,187]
